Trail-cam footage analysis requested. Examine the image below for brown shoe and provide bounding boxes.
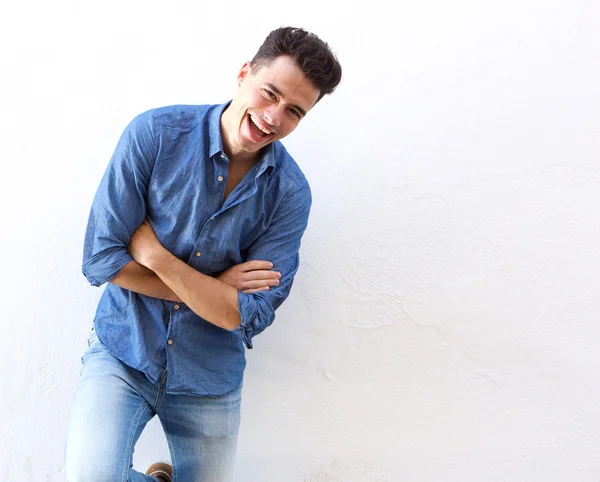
[145,462,173,482]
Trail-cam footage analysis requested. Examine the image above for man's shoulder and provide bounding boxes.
[271,141,310,192]
[146,104,218,130]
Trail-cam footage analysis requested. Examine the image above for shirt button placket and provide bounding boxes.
[170,305,179,347]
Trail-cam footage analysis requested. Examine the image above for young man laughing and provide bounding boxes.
[65,27,342,482]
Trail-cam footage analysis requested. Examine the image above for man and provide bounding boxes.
[65,27,342,482]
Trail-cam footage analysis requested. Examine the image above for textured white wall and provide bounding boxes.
[2,0,599,480]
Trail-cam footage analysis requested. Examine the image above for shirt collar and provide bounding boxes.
[208,101,230,159]
[256,141,277,177]
[209,101,277,177]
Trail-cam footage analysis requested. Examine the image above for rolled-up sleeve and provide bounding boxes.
[232,181,312,348]
[82,110,156,286]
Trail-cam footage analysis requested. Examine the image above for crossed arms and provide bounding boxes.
[110,219,282,331]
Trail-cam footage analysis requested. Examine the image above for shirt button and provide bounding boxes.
[195,251,202,257]
[174,304,180,310]
[217,176,224,182]
[167,339,173,345]
[220,153,226,160]
[210,217,215,221]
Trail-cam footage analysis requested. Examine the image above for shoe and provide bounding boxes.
[145,462,173,482]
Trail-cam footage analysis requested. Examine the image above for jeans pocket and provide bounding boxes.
[81,326,103,364]
[87,326,98,346]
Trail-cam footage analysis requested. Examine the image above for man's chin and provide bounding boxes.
[239,140,261,153]
[239,135,271,153]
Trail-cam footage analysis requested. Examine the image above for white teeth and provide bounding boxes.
[250,115,272,135]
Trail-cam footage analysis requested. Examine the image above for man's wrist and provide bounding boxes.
[145,246,175,273]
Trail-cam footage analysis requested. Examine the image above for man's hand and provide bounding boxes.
[128,219,169,270]
[217,260,281,294]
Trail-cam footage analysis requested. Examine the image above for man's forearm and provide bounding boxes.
[110,260,182,302]
[148,251,241,331]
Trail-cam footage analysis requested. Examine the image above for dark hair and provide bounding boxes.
[251,27,342,103]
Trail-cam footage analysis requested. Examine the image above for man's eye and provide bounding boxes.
[289,108,301,118]
[264,89,276,99]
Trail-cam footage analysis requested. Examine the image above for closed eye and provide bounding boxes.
[263,89,276,100]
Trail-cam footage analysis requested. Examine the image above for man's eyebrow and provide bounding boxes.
[264,82,307,117]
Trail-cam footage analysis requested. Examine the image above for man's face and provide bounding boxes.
[225,56,321,154]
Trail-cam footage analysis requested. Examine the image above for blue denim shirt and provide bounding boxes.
[82,102,312,396]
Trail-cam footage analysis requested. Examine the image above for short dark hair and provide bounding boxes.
[251,27,342,103]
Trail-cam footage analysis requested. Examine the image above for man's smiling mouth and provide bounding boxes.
[248,113,274,138]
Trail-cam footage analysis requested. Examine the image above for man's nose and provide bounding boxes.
[263,105,282,128]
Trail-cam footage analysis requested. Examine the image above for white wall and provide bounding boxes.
[2,0,599,480]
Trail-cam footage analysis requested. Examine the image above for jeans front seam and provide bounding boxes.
[151,368,168,410]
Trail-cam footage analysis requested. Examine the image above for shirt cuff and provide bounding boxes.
[82,248,134,287]
[231,291,256,349]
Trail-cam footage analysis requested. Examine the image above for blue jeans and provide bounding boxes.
[65,330,241,482]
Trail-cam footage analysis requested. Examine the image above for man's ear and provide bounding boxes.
[237,61,252,87]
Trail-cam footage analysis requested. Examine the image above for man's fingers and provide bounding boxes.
[239,260,274,272]
[243,287,271,294]
[242,270,281,281]
[243,279,280,290]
